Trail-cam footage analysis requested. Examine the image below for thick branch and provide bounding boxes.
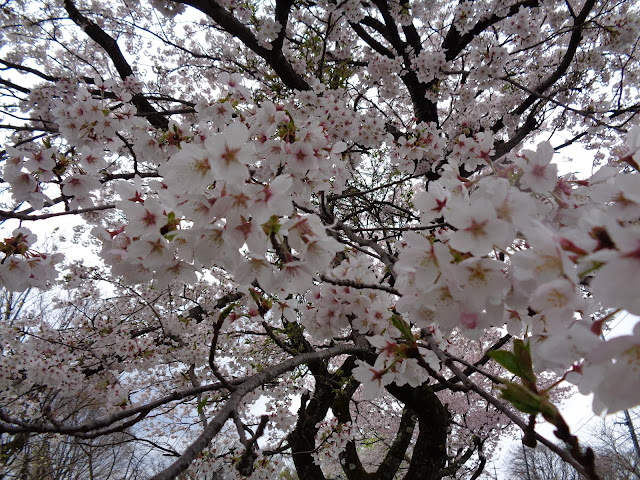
[442,0,540,62]
[272,0,295,51]
[288,355,359,480]
[349,21,395,59]
[0,381,231,436]
[377,406,418,480]
[385,382,449,480]
[351,0,439,124]
[63,0,169,129]
[0,204,116,221]
[332,377,371,480]
[0,77,31,95]
[150,344,366,480]
[491,0,598,141]
[319,274,399,296]
[174,0,310,91]
[0,59,59,82]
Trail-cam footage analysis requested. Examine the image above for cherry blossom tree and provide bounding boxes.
[0,0,639,479]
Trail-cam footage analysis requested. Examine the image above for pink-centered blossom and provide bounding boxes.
[287,140,317,174]
[580,322,640,414]
[205,122,254,182]
[515,141,558,193]
[414,181,449,224]
[590,224,640,315]
[352,358,395,400]
[161,143,215,193]
[446,197,511,256]
[61,173,101,198]
[122,197,168,237]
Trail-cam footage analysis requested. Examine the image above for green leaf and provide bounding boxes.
[391,314,414,343]
[218,303,236,324]
[513,339,537,386]
[249,288,261,305]
[500,381,543,416]
[197,396,208,415]
[262,215,282,236]
[487,350,522,377]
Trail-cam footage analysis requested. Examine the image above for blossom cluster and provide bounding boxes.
[0,228,62,291]
[2,0,640,477]
[389,130,640,412]
[312,417,354,467]
[2,72,640,415]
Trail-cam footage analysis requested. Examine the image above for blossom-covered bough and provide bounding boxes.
[0,0,639,478]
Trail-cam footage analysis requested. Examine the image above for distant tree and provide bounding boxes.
[0,429,147,480]
[586,409,640,480]
[0,289,151,480]
[505,409,640,480]
[507,443,583,480]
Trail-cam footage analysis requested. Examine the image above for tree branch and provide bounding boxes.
[0,204,116,221]
[422,333,600,479]
[491,0,598,141]
[150,344,366,480]
[174,0,310,91]
[442,0,540,62]
[63,0,169,129]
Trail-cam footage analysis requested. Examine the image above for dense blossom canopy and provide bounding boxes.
[0,0,639,478]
